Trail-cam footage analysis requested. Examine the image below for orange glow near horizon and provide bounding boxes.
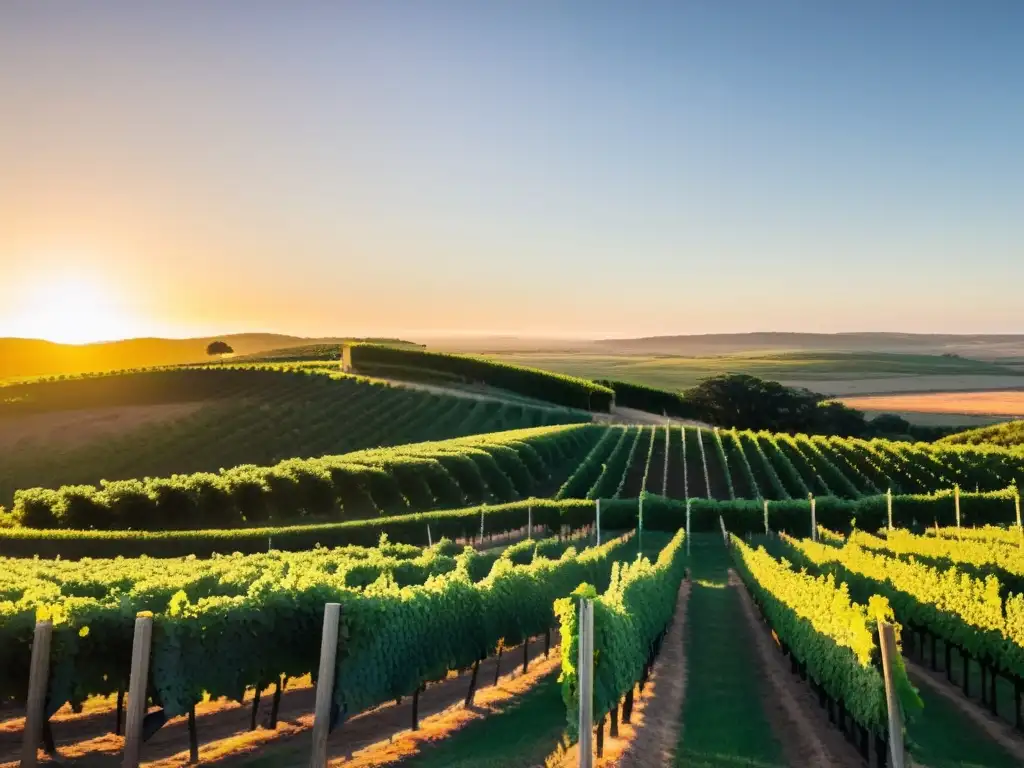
[1,271,152,344]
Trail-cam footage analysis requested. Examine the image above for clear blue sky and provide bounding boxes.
[2,1,1022,341]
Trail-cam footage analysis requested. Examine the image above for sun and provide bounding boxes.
[5,273,140,344]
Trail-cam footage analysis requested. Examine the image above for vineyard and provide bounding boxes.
[0,367,587,508]
[5,366,1024,767]
[940,419,1024,448]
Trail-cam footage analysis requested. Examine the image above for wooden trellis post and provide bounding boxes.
[577,599,594,768]
[685,498,692,555]
[310,603,341,768]
[21,619,53,768]
[764,500,769,536]
[637,496,644,553]
[123,614,154,768]
[662,423,670,495]
[596,499,601,546]
[877,621,906,768]
[887,487,893,531]
[954,484,961,530]
[809,494,817,542]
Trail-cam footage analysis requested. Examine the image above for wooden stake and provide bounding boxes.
[493,644,504,686]
[464,659,481,707]
[411,685,421,731]
[310,603,341,768]
[1015,489,1022,547]
[115,685,125,736]
[21,619,53,768]
[887,488,893,530]
[955,485,961,530]
[596,499,601,546]
[187,705,198,764]
[578,599,594,768]
[427,524,432,547]
[764,499,769,536]
[269,676,283,728]
[522,637,530,674]
[250,685,262,731]
[877,621,906,768]
[685,498,691,555]
[662,424,670,496]
[638,496,643,553]
[809,494,816,541]
[123,614,154,768]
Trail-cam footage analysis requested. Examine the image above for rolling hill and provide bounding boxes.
[0,334,414,381]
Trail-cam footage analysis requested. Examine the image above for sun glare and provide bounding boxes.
[5,273,141,344]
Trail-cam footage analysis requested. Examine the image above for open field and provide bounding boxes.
[479,351,1024,397]
[857,410,1007,427]
[426,332,1024,360]
[842,391,1024,418]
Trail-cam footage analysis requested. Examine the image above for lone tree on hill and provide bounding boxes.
[206,340,234,358]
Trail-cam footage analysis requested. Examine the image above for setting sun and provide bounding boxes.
[3,273,142,344]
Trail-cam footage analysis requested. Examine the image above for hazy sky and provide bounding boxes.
[2,1,1022,342]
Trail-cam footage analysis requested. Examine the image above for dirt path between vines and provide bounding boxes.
[731,570,863,768]
[905,659,1024,763]
[615,579,691,768]
[3,637,556,768]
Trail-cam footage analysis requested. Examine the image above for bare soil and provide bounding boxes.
[0,402,207,452]
[615,579,691,768]
[3,637,556,768]
[730,570,864,768]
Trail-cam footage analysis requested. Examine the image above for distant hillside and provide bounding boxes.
[939,419,1024,448]
[587,332,1024,360]
[0,334,355,380]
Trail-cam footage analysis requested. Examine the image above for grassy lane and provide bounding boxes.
[400,675,569,768]
[676,536,788,768]
[907,683,1020,768]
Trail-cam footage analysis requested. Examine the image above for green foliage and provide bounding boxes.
[555,530,685,736]
[3,424,601,531]
[780,532,1024,683]
[593,379,698,419]
[731,536,919,734]
[0,366,587,507]
[347,343,615,412]
[0,531,640,719]
[556,426,623,499]
[940,420,1024,448]
[205,341,234,356]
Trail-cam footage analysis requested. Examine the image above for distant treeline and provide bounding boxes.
[597,374,957,441]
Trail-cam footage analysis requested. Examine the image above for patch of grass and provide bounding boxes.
[675,536,787,767]
[907,681,1020,768]
[401,676,569,768]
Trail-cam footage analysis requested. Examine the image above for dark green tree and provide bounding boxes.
[206,340,234,357]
